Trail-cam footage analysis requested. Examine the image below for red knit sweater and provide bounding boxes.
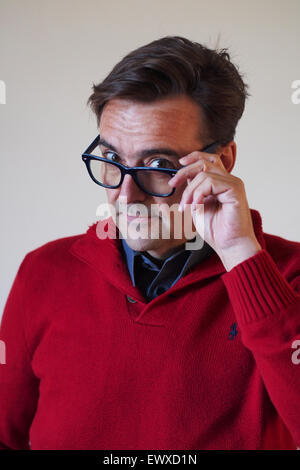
[1,209,300,450]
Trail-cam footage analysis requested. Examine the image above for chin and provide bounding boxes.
[121,236,164,253]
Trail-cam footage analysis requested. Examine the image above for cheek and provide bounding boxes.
[167,185,185,207]
[167,188,188,228]
[105,189,119,205]
[152,190,185,224]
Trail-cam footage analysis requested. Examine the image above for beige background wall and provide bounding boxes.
[1,0,299,316]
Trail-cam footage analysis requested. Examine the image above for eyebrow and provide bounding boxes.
[98,137,181,159]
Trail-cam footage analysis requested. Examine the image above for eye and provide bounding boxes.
[149,158,176,169]
[102,151,120,162]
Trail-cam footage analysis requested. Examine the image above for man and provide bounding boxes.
[1,36,300,450]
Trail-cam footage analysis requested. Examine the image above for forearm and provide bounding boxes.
[222,249,300,446]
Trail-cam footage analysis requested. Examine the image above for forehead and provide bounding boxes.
[99,96,206,149]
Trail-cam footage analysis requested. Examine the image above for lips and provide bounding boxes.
[126,215,152,221]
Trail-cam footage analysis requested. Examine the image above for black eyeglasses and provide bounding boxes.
[82,135,219,197]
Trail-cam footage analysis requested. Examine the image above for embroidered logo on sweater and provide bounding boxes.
[228,322,238,340]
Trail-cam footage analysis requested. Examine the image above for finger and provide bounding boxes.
[179,171,207,207]
[169,159,224,188]
[180,150,227,173]
[179,151,218,165]
[179,173,237,211]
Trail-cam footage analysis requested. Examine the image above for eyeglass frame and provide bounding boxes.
[82,135,220,197]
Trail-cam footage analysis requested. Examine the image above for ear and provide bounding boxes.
[218,141,236,173]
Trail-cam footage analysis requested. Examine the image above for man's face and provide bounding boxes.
[99,95,208,258]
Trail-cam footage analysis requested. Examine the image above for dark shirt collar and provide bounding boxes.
[121,234,214,300]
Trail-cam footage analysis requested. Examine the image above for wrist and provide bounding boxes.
[218,237,263,272]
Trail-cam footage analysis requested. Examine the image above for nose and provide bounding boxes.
[118,174,147,203]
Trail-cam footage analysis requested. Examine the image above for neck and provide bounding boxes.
[146,236,196,260]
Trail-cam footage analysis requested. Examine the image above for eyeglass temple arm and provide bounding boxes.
[82,135,100,156]
[201,142,220,153]
[178,142,220,167]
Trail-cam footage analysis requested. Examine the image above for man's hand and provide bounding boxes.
[168,149,263,271]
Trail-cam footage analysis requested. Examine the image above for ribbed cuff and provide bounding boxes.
[221,249,300,325]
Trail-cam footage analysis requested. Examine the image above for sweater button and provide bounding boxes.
[126,295,137,303]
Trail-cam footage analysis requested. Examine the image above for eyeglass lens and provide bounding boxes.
[89,159,173,195]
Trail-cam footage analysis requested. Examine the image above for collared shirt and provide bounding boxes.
[121,235,214,302]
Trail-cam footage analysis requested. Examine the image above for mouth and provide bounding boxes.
[125,215,155,221]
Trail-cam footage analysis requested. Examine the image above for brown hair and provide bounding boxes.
[87,36,249,145]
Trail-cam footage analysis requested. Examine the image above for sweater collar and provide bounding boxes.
[69,208,266,304]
